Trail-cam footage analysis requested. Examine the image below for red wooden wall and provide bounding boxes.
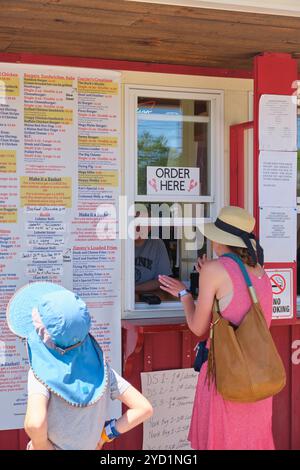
[1,322,299,450]
[0,51,300,451]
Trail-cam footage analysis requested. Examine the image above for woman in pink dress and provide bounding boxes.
[159,206,275,450]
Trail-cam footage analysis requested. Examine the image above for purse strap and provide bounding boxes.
[208,253,260,386]
[220,252,259,304]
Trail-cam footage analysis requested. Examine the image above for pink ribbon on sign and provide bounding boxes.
[188,179,198,192]
[148,178,158,192]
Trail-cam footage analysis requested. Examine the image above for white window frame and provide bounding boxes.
[123,84,224,319]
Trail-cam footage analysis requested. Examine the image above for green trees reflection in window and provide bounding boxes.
[138,131,181,195]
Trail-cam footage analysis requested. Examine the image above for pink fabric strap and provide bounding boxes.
[32,308,57,349]
[31,308,84,354]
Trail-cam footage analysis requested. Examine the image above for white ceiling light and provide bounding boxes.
[126,0,300,17]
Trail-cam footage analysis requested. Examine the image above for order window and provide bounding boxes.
[124,85,224,318]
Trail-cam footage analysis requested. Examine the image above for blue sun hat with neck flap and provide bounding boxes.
[6,282,107,407]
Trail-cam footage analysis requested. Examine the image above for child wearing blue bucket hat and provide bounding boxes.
[6,282,153,450]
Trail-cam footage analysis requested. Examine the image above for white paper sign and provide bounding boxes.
[259,151,297,207]
[0,63,122,430]
[147,167,200,195]
[266,268,294,319]
[259,207,297,263]
[141,368,198,450]
[259,94,297,151]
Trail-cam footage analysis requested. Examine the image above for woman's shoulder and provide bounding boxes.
[200,259,227,278]
[247,264,266,279]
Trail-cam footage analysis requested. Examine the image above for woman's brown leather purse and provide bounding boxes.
[207,253,286,402]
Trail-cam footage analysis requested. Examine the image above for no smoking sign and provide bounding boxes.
[270,274,286,295]
[266,268,293,319]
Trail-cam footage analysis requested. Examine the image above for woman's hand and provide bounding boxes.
[158,275,187,298]
[196,254,209,274]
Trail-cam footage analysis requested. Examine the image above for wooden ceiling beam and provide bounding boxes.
[0,13,299,51]
[1,1,300,71]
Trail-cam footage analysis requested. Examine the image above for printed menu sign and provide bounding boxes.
[259,151,297,207]
[258,94,297,322]
[259,207,296,263]
[259,94,297,152]
[0,63,121,430]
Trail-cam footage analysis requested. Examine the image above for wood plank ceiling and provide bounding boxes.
[1,0,300,71]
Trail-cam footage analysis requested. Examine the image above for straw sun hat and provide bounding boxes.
[200,206,264,265]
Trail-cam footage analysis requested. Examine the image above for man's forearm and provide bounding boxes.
[135,280,160,293]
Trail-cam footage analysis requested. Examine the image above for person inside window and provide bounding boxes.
[135,210,172,296]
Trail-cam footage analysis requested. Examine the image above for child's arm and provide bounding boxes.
[115,385,153,433]
[24,394,54,450]
[97,384,153,449]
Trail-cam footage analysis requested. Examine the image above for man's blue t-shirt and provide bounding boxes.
[135,239,172,285]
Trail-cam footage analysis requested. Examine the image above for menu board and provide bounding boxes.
[0,64,121,430]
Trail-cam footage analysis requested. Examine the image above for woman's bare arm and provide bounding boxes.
[183,261,219,336]
[159,260,220,337]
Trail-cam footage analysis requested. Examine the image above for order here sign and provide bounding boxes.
[147,167,200,196]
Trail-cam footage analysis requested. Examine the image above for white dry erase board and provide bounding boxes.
[141,368,198,450]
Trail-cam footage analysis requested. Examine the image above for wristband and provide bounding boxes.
[103,418,121,441]
[101,427,114,443]
[178,288,191,299]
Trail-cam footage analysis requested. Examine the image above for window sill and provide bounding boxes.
[123,301,185,319]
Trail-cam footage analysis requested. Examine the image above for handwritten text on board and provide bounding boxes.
[141,368,198,450]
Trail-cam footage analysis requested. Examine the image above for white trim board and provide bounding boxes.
[126,0,300,17]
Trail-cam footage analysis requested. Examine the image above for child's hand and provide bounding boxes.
[96,437,105,450]
[27,439,55,450]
